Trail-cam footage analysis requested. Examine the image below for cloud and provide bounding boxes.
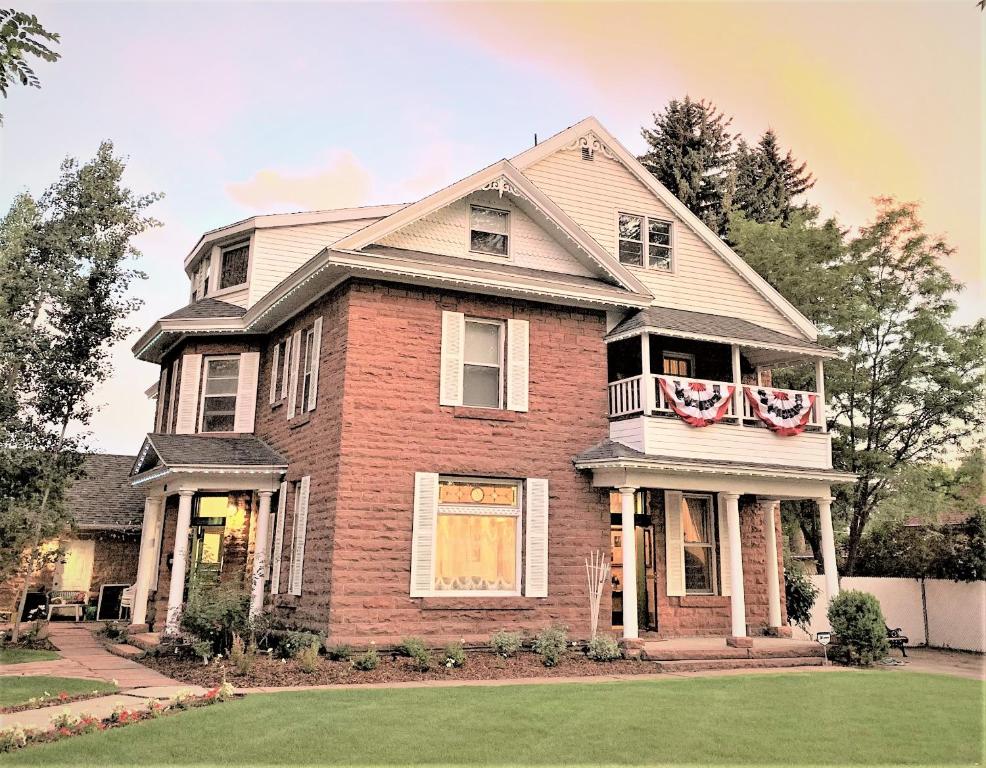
[226,150,375,212]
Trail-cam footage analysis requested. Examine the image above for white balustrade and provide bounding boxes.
[741,384,823,427]
[607,375,642,417]
[652,374,738,419]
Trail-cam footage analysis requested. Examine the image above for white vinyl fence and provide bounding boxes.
[794,576,985,653]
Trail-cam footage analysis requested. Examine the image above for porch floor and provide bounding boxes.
[638,636,825,669]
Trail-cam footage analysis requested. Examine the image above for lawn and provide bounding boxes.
[0,676,116,708]
[2,671,982,766]
[0,649,59,666]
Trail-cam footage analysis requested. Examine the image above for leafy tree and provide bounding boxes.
[639,96,734,235]
[0,8,59,122]
[731,130,815,224]
[0,142,160,638]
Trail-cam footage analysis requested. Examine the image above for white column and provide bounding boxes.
[165,490,195,635]
[763,499,782,629]
[818,497,840,605]
[619,486,639,640]
[815,359,827,431]
[249,491,274,618]
[730,344,743,421]
[131,496,163,626]
[723,492,747,638]
[639,332,655,414]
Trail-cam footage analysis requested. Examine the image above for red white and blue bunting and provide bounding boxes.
[744,388,817,436]
[657,378,735,428]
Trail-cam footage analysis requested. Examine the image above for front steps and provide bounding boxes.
[640,639,826,672]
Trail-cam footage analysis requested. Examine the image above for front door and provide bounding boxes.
[610,492,658,632]
[189,521,224,587]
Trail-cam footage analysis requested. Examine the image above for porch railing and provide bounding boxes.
[608,375,642,418]
[653,374,738,419]
[741,384,823,428]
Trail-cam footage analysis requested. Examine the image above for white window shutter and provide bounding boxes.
[289,476,310,596]
[154,368,167,432]
[280,336,291,400]
[166,360,179,433]
[307,316,322,412]
[717,493,732,597]
[268,344,280,405]
[664,490,685,597]
[174,354,202,434]
[234,352,260,433]
[409,472,439,596]
[506,319,530,412]
[524,478,549,597]
[270,481,287,594]
[439,311,464,406]
[287,329,302,419]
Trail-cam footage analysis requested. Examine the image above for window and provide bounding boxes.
[662,352,694,377]
[434,478,521,593]
[191,256,210,301]
[219,243,249,290]
[463,319,503,408]
[158,367,171,432]
[300,327,315,412]
[274,339,288,401]
[618,213,673,271]
[200,356,240,432]
[470,205,509,256]
[682,495,717,594]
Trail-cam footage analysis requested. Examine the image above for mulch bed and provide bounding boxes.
[1,691,111,715]
[141,649,659,688]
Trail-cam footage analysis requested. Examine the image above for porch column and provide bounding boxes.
[619,486,639,640]
[165,489,195,635]
[815,359,827,431]
[723,492,747,638]
[818,496,840,606]
[639,332,655,414]
[730,344,743,420]
[763,499,782,630]
[249,491,274,618]
[131,495,164,627]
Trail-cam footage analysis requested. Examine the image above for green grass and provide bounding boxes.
[0,649,59,666]
[2,671,982,766]
[0,676,116,708]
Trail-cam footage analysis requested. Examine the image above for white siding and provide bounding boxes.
[524,148,802,336]
[377,190,598,278]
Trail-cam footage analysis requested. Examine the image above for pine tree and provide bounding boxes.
[732,129,814,224]
[639,96,734,236]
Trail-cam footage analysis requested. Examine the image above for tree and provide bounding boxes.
[731,130,814,224]
[639,96,734,236]
[0,142,160,638]
[0,8,60,122]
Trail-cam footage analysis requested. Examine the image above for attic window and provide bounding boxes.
[219,243,249,290]
[581,146,594,161]
[470,205,509,257]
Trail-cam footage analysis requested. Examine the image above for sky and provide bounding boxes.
[1,1,982,455]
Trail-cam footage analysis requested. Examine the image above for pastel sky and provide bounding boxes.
[1,1,981,455]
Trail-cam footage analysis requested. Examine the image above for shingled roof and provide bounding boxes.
[131,433,287,478]
[162,298,247,320]
[65,454,145,531]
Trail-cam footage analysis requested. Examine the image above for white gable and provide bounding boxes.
[522,145,803,337]
[377,189,597,279]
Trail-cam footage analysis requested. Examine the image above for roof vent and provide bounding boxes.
[581,146,594,161]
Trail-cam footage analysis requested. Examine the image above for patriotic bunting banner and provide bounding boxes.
[744,387,817,436]
[657,377,735,428]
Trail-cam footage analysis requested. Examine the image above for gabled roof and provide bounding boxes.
[163,298,247,320]
[65,454,144,531]
[333,159,651,297]
[131,433,287,485]
[511,117,819,342]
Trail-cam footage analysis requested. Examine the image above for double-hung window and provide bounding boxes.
[682,494,717,594]
[200,356,240,432]
[434,478,521,594]
[470,205,509,256]
[662,352,694,377]
[274,339,288,401]
[219,243,249,290]
[618,213,673,271]
[463,319,503,408]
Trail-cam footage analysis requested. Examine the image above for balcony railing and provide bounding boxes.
[607,374,824,429]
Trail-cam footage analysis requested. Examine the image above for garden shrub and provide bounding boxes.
[191,638,213,665]
[297,641,320,674]
[784,567,818,632]
[396,636,427,657]
[325,643,353,661]
[489,629,522,658]
[586,634,621,662]
[827,590,890,666]
[99,621,129,643]
[229,632,254,675]
[532,625,568,667]
[277,630,323,659]
[443,641,466,668]
[180,584,250,654]
[351,648,380,671]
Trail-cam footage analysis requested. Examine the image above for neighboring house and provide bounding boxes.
[1,454,143,619]
[127,118,853,645]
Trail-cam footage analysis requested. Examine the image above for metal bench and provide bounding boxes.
[887,625,909,657]
[46,590,87,622]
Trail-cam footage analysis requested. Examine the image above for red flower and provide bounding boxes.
[58,692,69,701]
[58,728,71,737]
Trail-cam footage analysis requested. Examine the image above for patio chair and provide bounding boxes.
[119,584,137,621]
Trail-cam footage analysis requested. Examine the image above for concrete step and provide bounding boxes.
[641,643,823,661]
[651,656,826,673]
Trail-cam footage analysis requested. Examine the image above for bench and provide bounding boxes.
[46,590,88,622]
[887,625,909,657]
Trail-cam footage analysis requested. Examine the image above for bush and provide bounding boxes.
[443,641,466,668]
[229,632,254,676]
[99,621,129,643]
[191,638,213,665]
[489,630,522,658]
[784,567,819,632]
[277,630,323,660]
[397,636,431,671]
[532,625,568,667]
[180,584,250,654]
[827,590,890,666]
[297,641,320,674]
[586,635,621,662]
[351,648,379,671]
[325,643,353,661]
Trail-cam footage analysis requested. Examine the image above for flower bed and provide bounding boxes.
[1,689,111,715]
[0,684,236,753]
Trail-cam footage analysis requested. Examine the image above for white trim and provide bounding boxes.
[270,481,287,593]
[605,324,836,359]
[468,204,511,259]
[198,354,241,434]
[681,492,717,596]
[462,317,505,410]
[616,211,675,274]
[269,342,280,405]
[307,316,322,412]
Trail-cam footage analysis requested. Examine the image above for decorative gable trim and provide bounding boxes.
[564,130,616,160]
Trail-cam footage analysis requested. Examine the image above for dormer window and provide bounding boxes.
[470,205,509,257]
[219,243,249,290]
[618,213,673,271]
[191,256,210,301]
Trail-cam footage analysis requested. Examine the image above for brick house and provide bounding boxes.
[127,118,853,646]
